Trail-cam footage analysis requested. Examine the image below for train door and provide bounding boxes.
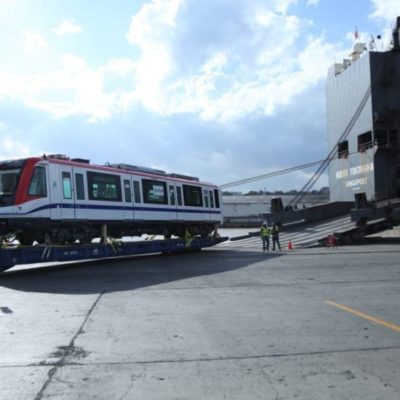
[49,165,87,222]
[123,178,134,220]
[60,168,75,220]
[132,179,141,220]
[208,189,215,221]
[176,185,185,221]
[168,183,178,220]
[49,165,75,221]
[74,171,88,221]
[203,188,210,221]
[49,164,61,221]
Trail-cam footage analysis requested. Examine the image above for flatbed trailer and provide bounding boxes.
[0,236,227,273]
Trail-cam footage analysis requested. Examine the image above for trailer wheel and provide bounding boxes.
[17,232,34,246]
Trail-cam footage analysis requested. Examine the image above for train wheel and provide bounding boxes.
[73,228,93,244]
[79,237,92,244]
[50,228,71,245]
[163,228,172,239]
[17,232,34,246]
[33,232,46,245]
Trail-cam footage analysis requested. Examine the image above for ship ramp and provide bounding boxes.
[218,214,355,249]
[219,207,400,249]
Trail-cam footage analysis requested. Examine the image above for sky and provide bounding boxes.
[0,0,399,192]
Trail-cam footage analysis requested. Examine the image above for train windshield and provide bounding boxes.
[0,168,21,195]
[0,159,26,197]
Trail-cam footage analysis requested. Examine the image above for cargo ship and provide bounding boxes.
[327,17,400,210]
[267,17,400,237]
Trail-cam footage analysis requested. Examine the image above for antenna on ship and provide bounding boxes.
[369,35,376,51]
[354,27,359,41]
[376,34,383,51]
[392,16,400,50]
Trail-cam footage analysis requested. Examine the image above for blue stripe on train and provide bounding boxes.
[5,203,222,216]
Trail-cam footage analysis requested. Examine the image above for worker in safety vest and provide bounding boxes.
[185,228,193,248]
[260,222,270,251]
[272,223,281,251]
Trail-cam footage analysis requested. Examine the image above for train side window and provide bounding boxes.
[62,172,72,199]
[28,166,47,197]
[124,179,132,202]
[183,184,203,207]
[75,173,85,200]
[209,190,214,208]
[203,190,209,208]
[169,185,175,205]
[142,179,168,204]
[213,189,220,208]
[133,181,141,203]
[87,171,122,201]
[176,186,182,206]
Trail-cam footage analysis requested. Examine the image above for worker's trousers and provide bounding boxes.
[262,236,270,251]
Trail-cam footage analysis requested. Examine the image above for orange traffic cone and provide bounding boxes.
[288,241,293,250]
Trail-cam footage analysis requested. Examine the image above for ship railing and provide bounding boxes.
[358,141,374,153]
[338,150,349,159]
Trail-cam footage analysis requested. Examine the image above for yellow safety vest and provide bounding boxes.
[260,226,269,237]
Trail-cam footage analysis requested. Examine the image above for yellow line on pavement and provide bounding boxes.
[326,300,400,333]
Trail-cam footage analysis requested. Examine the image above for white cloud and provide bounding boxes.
[369,1,400,51]
[23,30,49,54]
[0,0,351,192]
[126,0,182,112]
[370,0,400,22]
[0,0,343,125]
[0,53,137,122]
[307,0,319,5]
[0,133,32,160]
[26,54,120,121]
[127,0,183,46]
[53,20,82,36]
[124,0,335,122]
[101,59,136,76]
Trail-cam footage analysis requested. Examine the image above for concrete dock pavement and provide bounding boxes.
[1,245,400,399]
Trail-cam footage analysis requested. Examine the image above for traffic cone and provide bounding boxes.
[288,240,293,250]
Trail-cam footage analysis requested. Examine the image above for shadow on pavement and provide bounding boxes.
[0,249,282,295]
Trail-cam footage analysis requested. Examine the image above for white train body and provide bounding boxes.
[0,155,223,244]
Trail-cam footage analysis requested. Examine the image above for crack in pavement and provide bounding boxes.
[1,345,394,372]
[33,291,105,400]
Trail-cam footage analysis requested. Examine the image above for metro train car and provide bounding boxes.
[0,154,223,245]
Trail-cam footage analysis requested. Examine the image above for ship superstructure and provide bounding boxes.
[327,17,400,205]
